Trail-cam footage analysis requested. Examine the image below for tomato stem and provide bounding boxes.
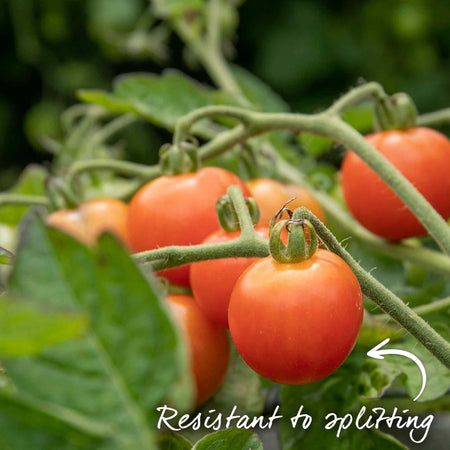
[175,105,450,257]
[133,186,268,269]
[291,207,450,369]
[375,296,450,322]
[0,194,50,208]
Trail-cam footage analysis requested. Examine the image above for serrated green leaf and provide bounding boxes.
[0,298,88,356]
[79,70,215,130]
[0,214,190,448]
[0,165,48,227]
[193,428,263,450]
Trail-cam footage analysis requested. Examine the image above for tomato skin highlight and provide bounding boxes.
[165,294,230,406]
[190,227,269,328]
[46,198,129,246]
[228,249,363,385]
[247,178,325,225]
[127,167,249,286]
[341,127,450,240]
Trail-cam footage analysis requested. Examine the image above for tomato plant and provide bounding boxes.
[190,227,269,328]
[341,127,450,240]
[247,178,325,225]
[127,167,249,286]
[228,248,363,384]
[165,294,230,406]
[46,198,129,246]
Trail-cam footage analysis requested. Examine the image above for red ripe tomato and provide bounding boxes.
[341,127,450,240]
[127,167,249,286]
[190,227,270,328]
[46,198,129,246]
[165,294,230,406]
[247,178,325,225]
[228,249,363,385]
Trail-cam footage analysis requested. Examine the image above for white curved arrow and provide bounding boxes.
[367,338,427,401]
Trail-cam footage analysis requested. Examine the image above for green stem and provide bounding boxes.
[181,105,450,256]
[173,20,242,96]
[66,159,160,193]
[133,186,268,269]
[90,114,138,145]
[292,207,450,369]
[417,108,450,127]
[327,82,387,116]
[376,296,450,322]
[0,194,50,208]
[174,105,251,145]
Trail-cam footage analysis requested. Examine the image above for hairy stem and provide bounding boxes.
[327,82,387,116]
[417,108,450,127]
[177,105,450,256]
[0,194,50,208]
[376,296,450,322]
[133,186,268,269]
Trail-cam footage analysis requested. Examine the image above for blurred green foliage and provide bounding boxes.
[1,0,450,189]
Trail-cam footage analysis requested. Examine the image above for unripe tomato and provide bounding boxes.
[341,127,450,240]
[228,249,363,384]
[127,167,249,286]
[46,198,129,246]
[246,178,325,225]
[165,294,230,406]
[190,227,269,328]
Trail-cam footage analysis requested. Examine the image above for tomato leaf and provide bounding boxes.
[0,298,88,356]
[78,70,216,131]
[193,428,263,450]
[368,331,450,402]
[279,351,406,449]
[156,432,192,450]
[1,214,190,448]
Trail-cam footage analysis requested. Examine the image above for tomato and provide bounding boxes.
[127,167,249,286]
[341,127,450,240]
[228,249,363,384]
[190,227,269,328]
[246,178,325,225]
[165,294,230,405]
[46,198,129,246]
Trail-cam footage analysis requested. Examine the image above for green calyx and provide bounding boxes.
[269,206,318,264]
[216,194,260,232]
[159,139,200,175]
[374,92,418,131]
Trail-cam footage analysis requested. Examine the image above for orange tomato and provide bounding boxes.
[246,178,325,225]
[46,198,129,246]
[166,294,230,405]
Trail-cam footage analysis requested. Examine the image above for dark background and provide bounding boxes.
[1,0,449,188]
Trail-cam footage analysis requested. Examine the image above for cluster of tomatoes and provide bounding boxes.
[46,124,450,406]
